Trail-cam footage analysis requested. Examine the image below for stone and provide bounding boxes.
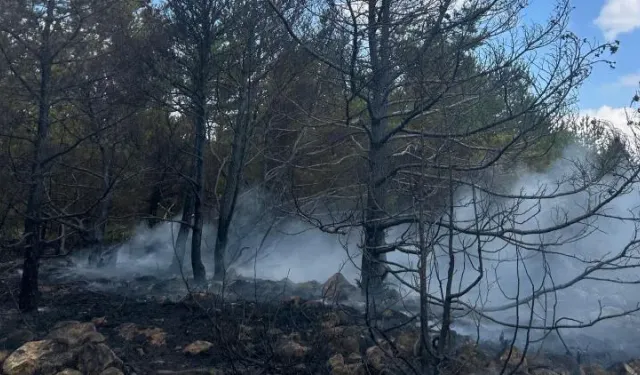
[499,346,527,369]
[328,354,345,368]
[183,341,214,355]
[323,326,361,354]
[453,342,489,372]
[283,296,302,306]
[117,323,166,346]
[275,337,310,359]
[157,369,224,375]
[266,328,283,337]
[322,273,358,302]
[46,322,98,347]
[2,340,74,375]
[82,331,107,344]
[321,310,350,329]
[77,343,123,374]
[92,317,108,327]
[395,330,419,357]
[238,325,253,341]
[623,360,640,375]
[580,364,612,375]
[100,367,125,375]
[530,369,566,375]
[329,354,366,375]
[365,346,385,372]
[55,369,83,375]
[0,349,10,363]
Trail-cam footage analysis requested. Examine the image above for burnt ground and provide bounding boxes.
[0,257,414,375]
[2,256,640,375]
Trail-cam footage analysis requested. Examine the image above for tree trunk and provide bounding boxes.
[146,169,167,228]
[191,108,207,283]
[213,45,253,281]
[87,145,116,268]
[360,0,391,309]
[146,185,163,228]
[170,191,193,274]
[18,0,54,312]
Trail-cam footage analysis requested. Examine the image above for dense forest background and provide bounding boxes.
[0,0,637,330]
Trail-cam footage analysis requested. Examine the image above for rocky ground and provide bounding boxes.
[1,257,640,375]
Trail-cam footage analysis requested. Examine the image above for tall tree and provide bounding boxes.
[0,0,133,311]
[210,0,302,280]
[142,0,229,282]
[269,0,625,365]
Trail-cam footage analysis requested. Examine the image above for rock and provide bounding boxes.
[100,367,125,375]
[275,337,310,359]
[530,368,568,375]
[183,341,214,355]
[92,317,108,327]
[0,349,10,363]
[2,340,74,375]
[609,361,640,375]
[395,330,419,357]
[346,352,362,363]
[623,360,640,375]
[580,364,612,375]
[55,369,83,375]
[282,296,302,306]
[238,325,253,341]
[46,321,97,347]
[157,369,223,375]
[452,342,489,372]
[499,346,527,369]
[0,329,36,351]
[266,328,283,337]
[323,326,361,355]
[328,354,345,368]
[322,310,350,329]
[77,343,123,374]
[117,323,166,346]
[329,353,365,375]
[365,346,385,372]
[322,273,357,302]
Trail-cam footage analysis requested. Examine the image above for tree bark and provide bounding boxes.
[170,190,193,274]
[18,0,55,312]
[213,27,254,281]
[93,145,116,268]
[360,0,392,308]
[191,105,207,283]
[146,184,163,228]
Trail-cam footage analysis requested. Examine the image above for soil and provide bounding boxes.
[1,255,638,375]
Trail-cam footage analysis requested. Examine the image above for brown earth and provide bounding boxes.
[1,258,640,375]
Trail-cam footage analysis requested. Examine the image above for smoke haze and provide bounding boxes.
[62,142,640,362]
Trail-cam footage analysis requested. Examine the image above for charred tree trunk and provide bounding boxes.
[191,104,207,283]
[360,0,392,309]
[213,25,255,281]
[93,146,116,268]
[18,0,54,312]
[146,168,167,229]
[146,185,163,228]
[170,190,193,273]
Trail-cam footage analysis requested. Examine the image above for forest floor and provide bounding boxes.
[0,256,638,375]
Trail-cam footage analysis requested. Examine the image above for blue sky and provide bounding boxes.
[570,0,640,110]
[517,0,640,139]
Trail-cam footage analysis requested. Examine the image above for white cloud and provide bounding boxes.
[580,105,640,155]
[616,72,640,88]
[594,0,640,40]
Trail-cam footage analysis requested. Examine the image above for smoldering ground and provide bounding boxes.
[46,142,640,365]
